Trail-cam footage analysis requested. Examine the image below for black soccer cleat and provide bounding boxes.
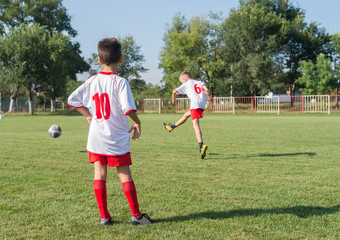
[200,145,208,159]
[130,213,156,225]
[100,218,113,226]
[163,123,174,132]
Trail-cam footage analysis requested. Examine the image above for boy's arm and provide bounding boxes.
[172,89,177,104]
[202,84,209,95]
[127,111,141,140]
[77,107,93,124]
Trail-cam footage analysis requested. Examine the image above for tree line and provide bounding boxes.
[1,0,339,115]
[159,0,340,99]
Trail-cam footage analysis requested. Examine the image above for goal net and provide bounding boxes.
[213,97,234,113]
[176,98,190,113]
[143,98,161,113]
[256,96,280,114]
[304,95,330,114]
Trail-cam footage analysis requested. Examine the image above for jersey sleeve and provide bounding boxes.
[175,83,186,94]
[118,79,136,115]
[67,82,86,108]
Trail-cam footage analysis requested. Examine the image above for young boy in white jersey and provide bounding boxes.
[163,71,209,159]
[68,38,154,226]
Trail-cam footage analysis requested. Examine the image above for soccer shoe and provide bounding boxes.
[131,213,156,225]
[163,123,173,132]
[200,145,208,159]
[100,218,113,226]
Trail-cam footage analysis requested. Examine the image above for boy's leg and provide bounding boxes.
[116,166,142,218]
[163,111,191,132]
[192,118,203,143]
[192,118,208,159]
[93,162,111,221]
[174,110,191,128]
[117,165,155,225]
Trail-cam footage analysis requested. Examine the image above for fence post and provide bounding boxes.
[175,99,177,114]
[328,95,331,115]
[278,96,280,115]
[255,96,257,114]
[142,99,144,113]
[232,97,235,115]
[213,97,215,113]
[302,96,304,115]
[158,99,161,114]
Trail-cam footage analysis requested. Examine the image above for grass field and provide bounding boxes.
[0,113,339,239]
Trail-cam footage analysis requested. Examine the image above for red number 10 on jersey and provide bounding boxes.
[92,93,111,120]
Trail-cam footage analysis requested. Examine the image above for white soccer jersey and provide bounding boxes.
[68,72,136,156]
[176,79,208,110]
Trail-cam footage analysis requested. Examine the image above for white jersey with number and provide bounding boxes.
[67,72,136,156]
[175,79,208,110]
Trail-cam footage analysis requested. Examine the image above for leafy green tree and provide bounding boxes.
[220,0,332,104]
[279,21,331,100]
[0,0,88,112]
[0,23,50,114]
[61,78,83,103]
[129,78,147,98]
[46,35,88,111]
[297,54,337,94]
[0,0,76,36]
[138,84,162,99]
[117,35,148,81]
[330,33,340,91]
[159,13,227,97]
[222,0,287,98]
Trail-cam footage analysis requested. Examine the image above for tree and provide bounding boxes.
[129,78,147,98]
[297,54,337,95]
[45,36,88,111]
[117,35,148,81]
[0,35,25,112]
[0,0,88,112]
[278,21,331,101]
[0,23,50,114]
[138,84,162,99]
[0,0,76,36]
[159,13,227,97]
[222,0,287,98]
[330,33,340,92]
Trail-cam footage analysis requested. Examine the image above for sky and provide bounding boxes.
[62,0,340,85]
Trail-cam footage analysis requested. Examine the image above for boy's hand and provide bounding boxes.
[172,90,177,104]
[128,123,141,140]
[86,116,93,124]
[203,89,209,95]
[76,107,93,125]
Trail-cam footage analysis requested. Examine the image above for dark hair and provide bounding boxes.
[97,38,121,65]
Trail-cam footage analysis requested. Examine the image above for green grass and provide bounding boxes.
[0,113,339,239]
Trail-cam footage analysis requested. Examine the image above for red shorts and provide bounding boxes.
[88,151,132,167]
[190,108,204,120]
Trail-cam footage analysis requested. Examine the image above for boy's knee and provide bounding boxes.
[192,119,199,126]
[117,166,133,182]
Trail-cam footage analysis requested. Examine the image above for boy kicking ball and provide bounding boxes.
[163,71,209,159]
[68,38,154,226]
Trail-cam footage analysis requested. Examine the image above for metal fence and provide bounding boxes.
[0,95,66,113]
[1,95,339,114]
[142,95,340,115]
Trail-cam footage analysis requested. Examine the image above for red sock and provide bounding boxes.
[122,180,142,218]
[93,180,110,219]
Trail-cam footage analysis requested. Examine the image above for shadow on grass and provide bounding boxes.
[208,152,316,160]
[158,205,340,222]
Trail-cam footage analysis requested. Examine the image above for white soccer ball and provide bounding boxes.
[48,125,62,138]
